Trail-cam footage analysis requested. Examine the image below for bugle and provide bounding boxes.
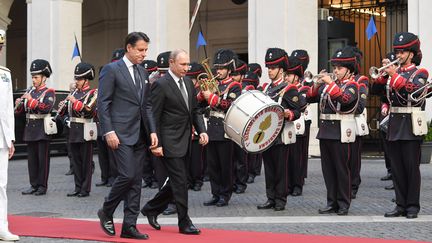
[14,86,35,112]
[304,71,337,84]
[409,79,432,103]
[369,58,400,79]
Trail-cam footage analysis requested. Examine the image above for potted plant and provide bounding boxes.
[420,123,432,164]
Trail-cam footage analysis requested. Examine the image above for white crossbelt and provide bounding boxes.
[209,110,225,119]
[70,117,93,123]
[319,113,355,120]
[389,106,422,113]
[26,114,49,119]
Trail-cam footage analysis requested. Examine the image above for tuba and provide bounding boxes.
[198,58,221,96]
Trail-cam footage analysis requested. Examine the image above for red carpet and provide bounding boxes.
[8,215,429,243]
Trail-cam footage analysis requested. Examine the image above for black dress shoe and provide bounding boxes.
[291,187,302,196]
[384,208,406,217]
[406,212,418,219]
[337,208,349,215]
[65,169,74,175]
[318,206,338,214]
[77,192,90,197]
[162,204,177,215]
[34,188,47,196]
[150,182,159,189]
[257,200,275,210]
[203,196,219,206]
[67,191,80,197]
[120,226,149,240]
[179,224,201,235]
[246,176,255,184]
[202,175,209,182]
[97,208,115,236]
[216,198,228,207]
[22,187,37,195]
[146,215,160,230]
[380,173,392,181]
[96,181,108,187]
[106,182,113,187]
[274,205,285,211]
[192,184,202,191]
[385,184,395,190]
[234,187,246,194]
[351,191,357,199]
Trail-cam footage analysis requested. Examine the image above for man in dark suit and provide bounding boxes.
[141,49,208,235]
[97,32,157,240]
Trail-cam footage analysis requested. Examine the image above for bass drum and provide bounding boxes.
[224,90,284,153]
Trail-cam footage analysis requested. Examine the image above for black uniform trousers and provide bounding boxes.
[387,140,421,213]
[27,140,50,191]
[102,141,145,229]
[380,130,392,174]
[97,136,117,184]
[350,136,362,194]
[262,143,289,207]
[233,144,248,191]
[320,139,351,210]
[142,156,191,228]
[300,121,311,179]
[186,140,204,187]
[207,141,234,201]
[288,140,304,191]
[70,141,94,194]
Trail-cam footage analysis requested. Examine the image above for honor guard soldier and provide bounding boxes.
[185,62,207,191]
[16,59,55,196]
[111,48,125,63]
[257,48,301,211]
[61,62,98,197]
[306,46,360,215]
[374,32,429,219]
[199,49,242,207]
[141,60,158,84]
[248,63,262,79]
[230,58,249,194]
[284,54,308,197]
[292,49,312,182]
[350,47,369,199]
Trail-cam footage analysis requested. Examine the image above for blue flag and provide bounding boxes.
[71,38,81,60]
[196,31,207,49]
[366,16,377,40]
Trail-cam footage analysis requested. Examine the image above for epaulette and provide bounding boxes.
[0,65,11,72]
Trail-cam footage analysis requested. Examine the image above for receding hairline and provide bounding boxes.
[169,49,188,60]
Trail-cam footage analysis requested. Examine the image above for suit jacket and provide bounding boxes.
[97,59,156,146]
[0,65,15,149]
[151,72,206,158]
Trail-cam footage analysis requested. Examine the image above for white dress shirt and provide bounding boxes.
[168,69,188,98]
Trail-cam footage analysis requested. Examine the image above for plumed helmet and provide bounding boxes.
[74,62,95,80]
[30,59,52,78]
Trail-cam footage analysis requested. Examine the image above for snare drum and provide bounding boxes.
[224,90,284,153]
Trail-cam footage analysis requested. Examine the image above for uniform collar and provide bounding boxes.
[35,84,46,91]
[400,64,416,72]
[79,84,90,92]
[272,77,283,86]
[221,77,233,85]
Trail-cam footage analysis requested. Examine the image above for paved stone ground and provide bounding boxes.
[6,155,432,242]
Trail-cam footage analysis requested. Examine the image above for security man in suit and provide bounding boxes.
[199,49,242,207]
[374,32,429,219]
[306,46,360,216]
[257,48,301,211]
[61,62,97,197]
[16,59,55,196]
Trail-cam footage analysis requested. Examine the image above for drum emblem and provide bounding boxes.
[417,117,422,127]
[346,128,352,137]
[253,115,271,144]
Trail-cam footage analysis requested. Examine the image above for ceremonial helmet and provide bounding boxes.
[140,60,158,74]
[291,49,309,71]
[157,51,171,71]
[330,46,357,73]
[231,58,247,76]
[111,48,125,62]
[248,63,262,78]
[242,71,259,88]
[265,48,289,71]
[213,49,237,71]
[186,62,205,79]
[286,55,304,78]
[74,62,95,80]
[393,32,420,55]
[30,59,52,78]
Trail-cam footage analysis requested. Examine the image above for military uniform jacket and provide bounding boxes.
[197,77,241,141]
[15,85,55,142]
[263,78,301,145]
[355,75,369,115]
[0,65,15,148]
[375,64,429,141]
[61,86,97,143]
[307,77,359,140]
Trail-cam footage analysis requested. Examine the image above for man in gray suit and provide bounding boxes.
[141,49,208,235]
[97,32,157,240]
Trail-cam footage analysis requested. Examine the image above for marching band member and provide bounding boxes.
[306,46,360,215]
[374,32,429,219]
[257,48,301,211]
[61,62,97,198]
[199,49,242,207]
[16,59,55,196]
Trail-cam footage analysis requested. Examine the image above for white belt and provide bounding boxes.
[70,117,93,123]
[209,111,225,119]
[26,114,49,119]
[319,113,355,120]
[389,106,422,113]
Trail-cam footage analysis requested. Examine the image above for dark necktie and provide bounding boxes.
[178,78,189,109]
[132,65,142,97]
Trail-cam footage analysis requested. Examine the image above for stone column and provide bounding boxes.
[248,0,320,156]
[27,0,82,90]
[409,0,432,120]
[128,0,189,60]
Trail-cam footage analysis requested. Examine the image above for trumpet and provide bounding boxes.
[369,58,400,79]
[14,86,35,112]
[304,71,337,84]
[52,89,77,121]
[198,58,220,96]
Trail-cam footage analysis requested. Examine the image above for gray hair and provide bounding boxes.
[169,49,188,60]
